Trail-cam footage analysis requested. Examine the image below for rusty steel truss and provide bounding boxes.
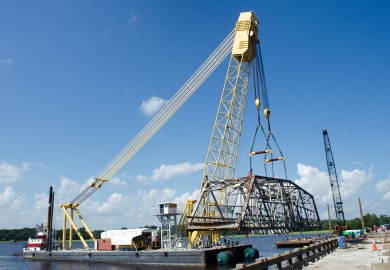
[187,175,321,233]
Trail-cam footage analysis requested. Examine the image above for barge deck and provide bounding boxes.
[22,243,252,266]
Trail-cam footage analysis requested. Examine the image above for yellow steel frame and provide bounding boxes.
[60,203,96,250]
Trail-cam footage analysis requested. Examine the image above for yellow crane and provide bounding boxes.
[181,11,289,247]
[60,16,237,250]
[184,11,262,247]
[61,11,283,250]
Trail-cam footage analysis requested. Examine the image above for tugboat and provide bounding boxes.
[23,224,48,251]
[23,186,56,253]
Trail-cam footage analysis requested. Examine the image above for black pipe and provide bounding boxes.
[46,186,54,251]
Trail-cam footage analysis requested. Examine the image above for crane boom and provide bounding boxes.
[60,28,236,250]
[183,11,260,246]
[322,129,348,234]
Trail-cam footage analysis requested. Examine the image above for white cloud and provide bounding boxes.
[339,166,373,199]
[354,161,365,167]
[295,164,374,204]
[173,189,200,209]
[56,176,84,204]
[375,175,390,192]
[0,162,31,183]
[126,189,177,224]
[0,187,25,228]
[136,174,148,182]
[294,163,332,204]
[0,186,24,208]
[0,58,12,64]
[375,175,390,201]
[95,193,128,214]
[0,186,54,228]
[109,176,126,187]
[23,193,50,222]
[139,96,168,117]
[137,162,203,182]
[383,192,390,200]
[294,163,378,220]
[129,13,137,31]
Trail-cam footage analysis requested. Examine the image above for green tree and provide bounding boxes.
[347,218,362,230]
[363,213,372,228]
[370,214,380,227]
[93,230,104,239]
[379,215,390,225]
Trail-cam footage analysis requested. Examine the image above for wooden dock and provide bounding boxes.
[276,238,313,248]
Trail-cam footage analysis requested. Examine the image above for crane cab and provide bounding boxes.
[158,202,177,215]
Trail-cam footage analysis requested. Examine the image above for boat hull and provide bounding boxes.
[22,244,252,266]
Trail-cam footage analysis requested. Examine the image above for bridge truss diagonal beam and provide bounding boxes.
[187,175,321,233]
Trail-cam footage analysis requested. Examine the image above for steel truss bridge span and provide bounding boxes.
[187,175,321,233]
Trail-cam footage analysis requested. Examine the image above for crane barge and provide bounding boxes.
[22,11,321,266]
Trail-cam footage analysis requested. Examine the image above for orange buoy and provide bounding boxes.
[382,238,385,245]
[372,240,377,251]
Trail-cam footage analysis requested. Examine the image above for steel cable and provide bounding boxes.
[71,29,235,205]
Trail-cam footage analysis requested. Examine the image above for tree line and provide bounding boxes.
[321,213,389,231]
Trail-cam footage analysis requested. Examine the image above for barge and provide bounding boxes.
[21,188,258,266]
[22,243,253,266]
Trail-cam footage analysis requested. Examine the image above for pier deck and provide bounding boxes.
[304,243,390,270]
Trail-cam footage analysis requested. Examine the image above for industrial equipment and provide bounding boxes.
[182,12,320,248]
[60,16,237,251]
[59,11,321,250]
[322,130,348,235]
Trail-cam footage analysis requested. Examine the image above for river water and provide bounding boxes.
[0,233,328,270]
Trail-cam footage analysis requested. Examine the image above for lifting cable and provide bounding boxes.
[70,29,236,206]
[249,42,287,179]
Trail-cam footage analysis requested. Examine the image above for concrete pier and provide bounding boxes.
[305,242,390,270]
[236,237,390,270]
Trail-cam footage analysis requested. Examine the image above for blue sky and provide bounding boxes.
[1,1,389,230]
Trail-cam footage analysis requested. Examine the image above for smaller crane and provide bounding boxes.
[322,130,348,235]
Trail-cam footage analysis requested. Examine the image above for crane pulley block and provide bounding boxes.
[232,12,259,62]
[264,157,285,163]
[250,149,272,156]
